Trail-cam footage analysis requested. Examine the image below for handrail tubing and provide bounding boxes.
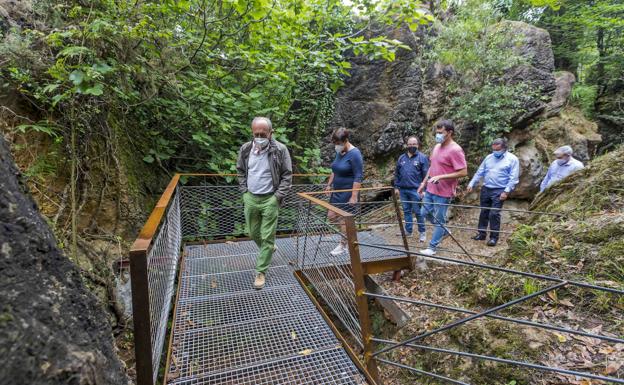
[373,338,624,384]
[357,242,624,295]
[365,292,624,345]
[373,282,568,357]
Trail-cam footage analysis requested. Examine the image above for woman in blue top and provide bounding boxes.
[324,127,364,256]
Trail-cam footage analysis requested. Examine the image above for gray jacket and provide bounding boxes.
[236,139,293,203]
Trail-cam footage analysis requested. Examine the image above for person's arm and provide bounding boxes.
[236,144,248,194]
[504,157,520,194]
[420,154,430,182]
[393,157,401,188]
[349,151,364,203]
[324,172,335,195]
[539,165,552,192]
[467,158,487,191]
[275,146,293,202]
[417,167,430,195]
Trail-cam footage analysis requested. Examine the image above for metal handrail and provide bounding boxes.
[130,173,330,385]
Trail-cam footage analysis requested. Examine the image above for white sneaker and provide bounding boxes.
[330,243,347,256]
[418,232,426,243]
[419,248,436,256]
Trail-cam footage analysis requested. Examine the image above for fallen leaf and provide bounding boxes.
[560,299,575,307]
[299,349,313,356]
[547,291,558,302]
[211,280,217,288]
[554,333,567,343]
[291,330,297,340]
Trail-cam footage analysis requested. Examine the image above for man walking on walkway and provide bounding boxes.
[417,120,467,256]
[394,136,429,242]
[540,145,584,192]
[467,138,520,246]
[237,117,292,289]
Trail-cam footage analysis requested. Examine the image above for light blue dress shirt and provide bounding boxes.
[540,157,584,192]
[468,151,520,193]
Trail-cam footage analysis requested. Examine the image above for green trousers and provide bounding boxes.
[243,192,279,273]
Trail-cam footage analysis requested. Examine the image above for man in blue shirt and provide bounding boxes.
[540,145,584,192]
[394,136,429,242]
[467,138,520,246]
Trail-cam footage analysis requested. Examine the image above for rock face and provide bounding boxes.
[0,136,128,385]
[543,71,575,118]
[325,25,425,171]
[498,20,557,127]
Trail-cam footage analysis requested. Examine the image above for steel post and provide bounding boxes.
[391,189,410,281]
[129,248,154,385]
[344,215,381,383]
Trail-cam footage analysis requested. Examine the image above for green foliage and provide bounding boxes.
[569,83,598,117]
[505,0,624,116]
[1,0,427,176]
[427,1,532,146]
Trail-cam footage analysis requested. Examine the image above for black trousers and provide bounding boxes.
[478,187,505,240]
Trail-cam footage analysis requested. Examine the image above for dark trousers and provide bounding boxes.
[478,187,505,240]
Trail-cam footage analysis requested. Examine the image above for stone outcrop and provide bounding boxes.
[0,135,128,385]
[325,25,425,170]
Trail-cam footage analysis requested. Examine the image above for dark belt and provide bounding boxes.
[250,192,274,197]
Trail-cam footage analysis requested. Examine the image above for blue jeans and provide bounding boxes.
[399,188,425,234]
[421,191,451,250]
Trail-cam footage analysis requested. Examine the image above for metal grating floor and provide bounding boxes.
[166,239,371,385]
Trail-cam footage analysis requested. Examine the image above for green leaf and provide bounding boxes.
[143,155,155,163]
[69,70,85,86]
[57,46,92,58]
[83,83,104,96]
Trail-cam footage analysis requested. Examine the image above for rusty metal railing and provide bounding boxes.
[129,173,332,385]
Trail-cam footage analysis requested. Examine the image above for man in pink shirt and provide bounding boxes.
[417,120,468,256]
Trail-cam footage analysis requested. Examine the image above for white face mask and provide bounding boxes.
[254,137,269,148]
[335,144,345,153]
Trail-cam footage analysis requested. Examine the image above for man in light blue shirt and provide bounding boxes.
[540,145,584,192]
[467,138,520,246]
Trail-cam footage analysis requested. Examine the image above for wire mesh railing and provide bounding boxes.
[295,186,624,385]
[178,175,386,240]
[130,176,183,385]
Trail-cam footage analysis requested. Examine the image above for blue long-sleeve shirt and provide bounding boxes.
[394,151,429,189]
[540,157,584,192]
[331,147,364,189]
[468,151,520,193]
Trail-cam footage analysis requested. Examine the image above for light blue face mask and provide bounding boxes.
[435,133,445,143]
[493,150,505,158]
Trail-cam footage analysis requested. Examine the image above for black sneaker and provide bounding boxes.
[487,239,498,247]
[472,234,486,241]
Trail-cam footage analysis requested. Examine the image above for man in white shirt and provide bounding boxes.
[540,145,584,192]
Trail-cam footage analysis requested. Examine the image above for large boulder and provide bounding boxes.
[0,136,128,385]
[325,25,426,175]
[543,71,575,118]
[497,20,557,127]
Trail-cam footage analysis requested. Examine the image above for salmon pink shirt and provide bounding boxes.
[426,142,467,198]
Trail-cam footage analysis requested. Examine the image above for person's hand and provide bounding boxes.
[348,194,358,205]
[466,186,473,193]
[417,182,425,195]
[394,188,400,196]
[429,175,443,184]
[500,192,509,201]
[324,184,331,196]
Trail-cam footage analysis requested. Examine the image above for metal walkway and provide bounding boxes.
[164,238,370,385]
